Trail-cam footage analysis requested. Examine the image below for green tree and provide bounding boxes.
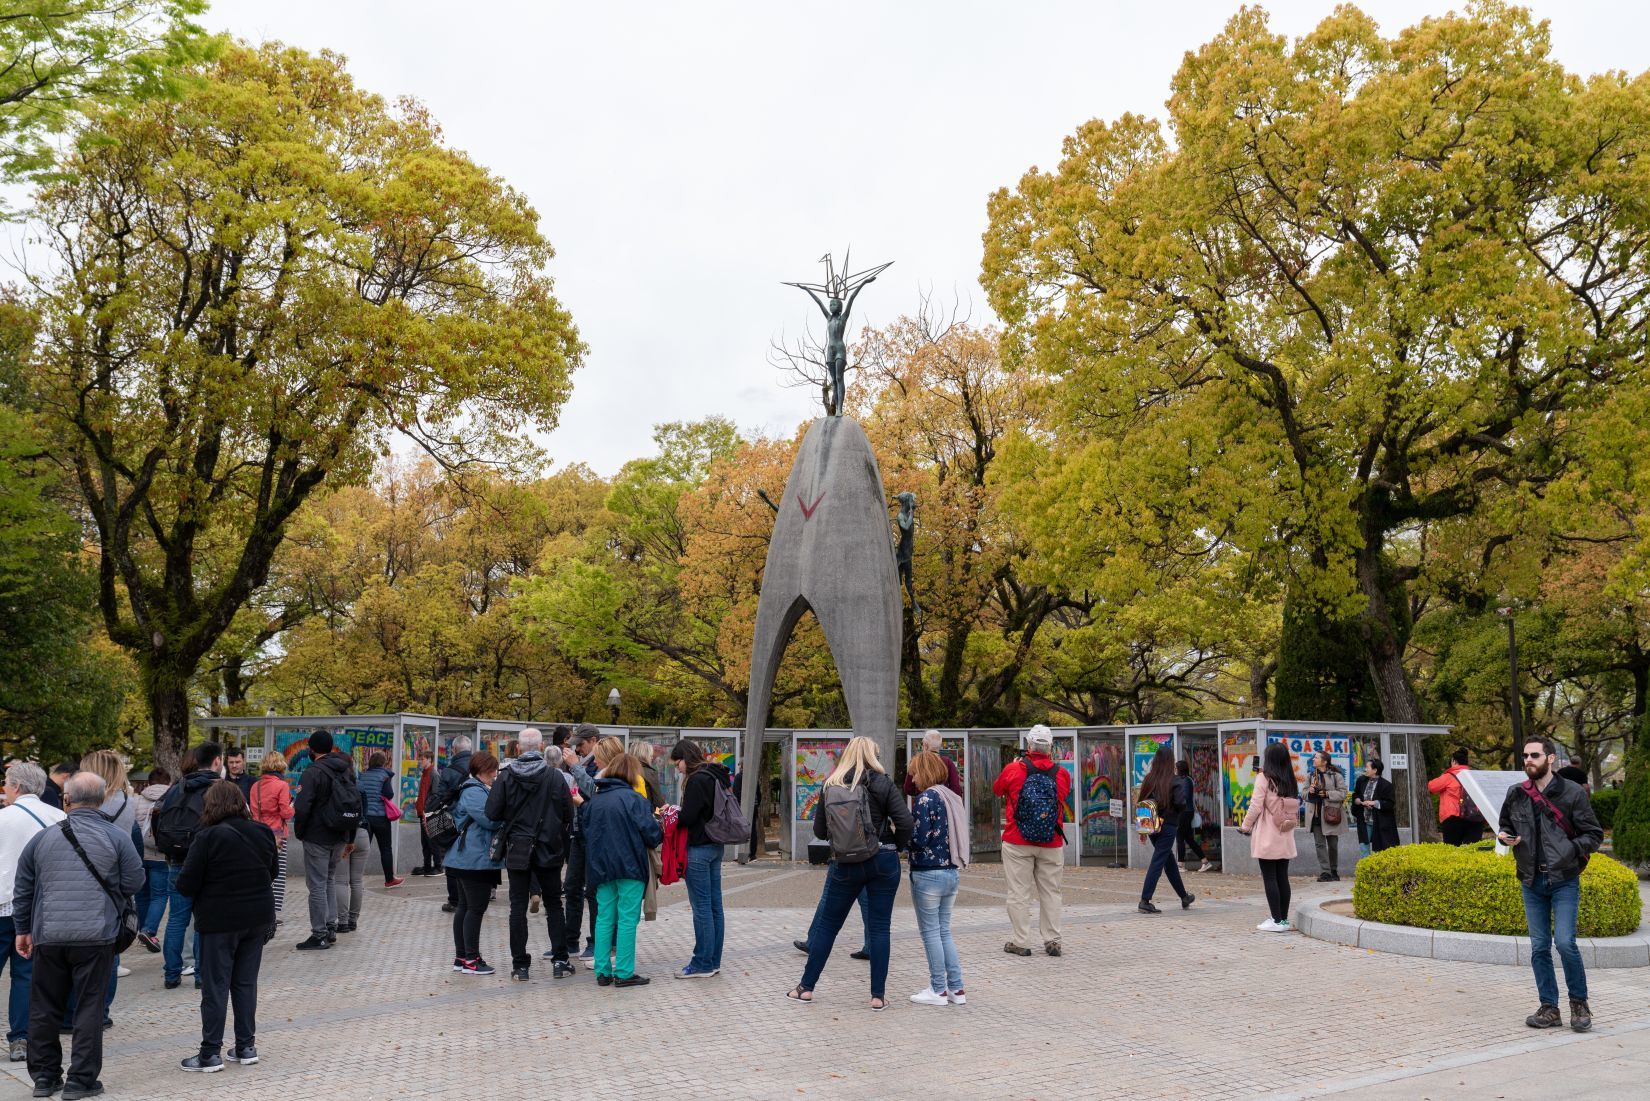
[982,3,1650,723]
[27,43,583,770]
[1610,713,1650,867]
[0,1,214,179]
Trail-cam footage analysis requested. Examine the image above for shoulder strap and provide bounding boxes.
[59,817,127,909]
[1523,781,1577,839]
[14,803,46,830]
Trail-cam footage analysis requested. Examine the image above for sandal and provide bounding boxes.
[870,996,886,1011]
[786,985,813,1004]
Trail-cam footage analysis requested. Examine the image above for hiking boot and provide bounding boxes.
[1003,941,1032,956]
[1525,1003,1562,1029]
[1570,998,1592,1032]
[1044,940,1062,957]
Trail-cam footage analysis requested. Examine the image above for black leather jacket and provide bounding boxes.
[1498,773,1603,885]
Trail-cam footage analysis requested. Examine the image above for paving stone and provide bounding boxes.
[1433,928,1519,965]
[1357,918,1434,958]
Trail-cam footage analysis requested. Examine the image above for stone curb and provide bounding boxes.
[1293,897,1650,967]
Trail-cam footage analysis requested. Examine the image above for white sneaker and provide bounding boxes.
[947,989,967,1005]
[1256,919,1282,931]
[1198,861,1214,873]
[182,965,195,976]
[116,965,131,977]
[910,989,949,1007]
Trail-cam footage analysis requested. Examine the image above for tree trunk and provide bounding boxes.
[1355,542,1423,724]
[145,663,191,775]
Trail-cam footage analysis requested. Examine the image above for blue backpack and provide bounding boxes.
[1014,758,1061,844]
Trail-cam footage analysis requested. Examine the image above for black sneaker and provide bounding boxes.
[32,1079,62,1099]
[1138,900,1161,914]
[1526,1003,1562,1029]
[510,967,530,982]
[1317,872,1334,882]
[180,1053,223,1073]
[61,1085,102,1101]
[793,939,809,954]
[226,1046,258,1065]
[614,974,650,987]
[553,960,575,979]
[849,949,870,961]
[295,935,330,951]
[137,931,161,953]
[441,903,457,914]
[1181,892,1196,910]
[596,973,614,987]
[1570,998,1592,1033]
[458,957,495,976]
[164,978,181,989]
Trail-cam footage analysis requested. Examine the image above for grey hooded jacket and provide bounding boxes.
[13,807,144,945]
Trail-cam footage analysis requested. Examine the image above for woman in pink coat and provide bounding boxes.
[1241,742,1301,932]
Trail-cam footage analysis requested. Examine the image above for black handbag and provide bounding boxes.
[60,817,139,954]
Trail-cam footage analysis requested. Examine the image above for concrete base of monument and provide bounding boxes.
[1295,897,1650,967]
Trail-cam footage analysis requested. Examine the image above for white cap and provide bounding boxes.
[1025,724,1053,750]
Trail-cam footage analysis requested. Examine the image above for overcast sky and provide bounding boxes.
[200,1,1650,476]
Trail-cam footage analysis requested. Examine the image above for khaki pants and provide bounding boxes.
[1002,841,1063,948]
[643,847,662,922]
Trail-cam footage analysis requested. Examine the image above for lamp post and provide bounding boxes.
[1497,607,1524,743]
[607,687,621,725]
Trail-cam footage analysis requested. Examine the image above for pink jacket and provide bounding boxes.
[1242,773,1299,860]
[250,773,295,840]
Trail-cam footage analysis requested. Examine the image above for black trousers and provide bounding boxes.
[452,873,493,959]
[28,943,114,1089]
[1258,858,1292,923]
[198,926,263,1056]
[1441,816,1484,846]
[366,817,395,881]
[562,837,599,948]
[418,820,438,871]
[1175,815,1206,861]
[508,862,567,968]
[445,866,458,907]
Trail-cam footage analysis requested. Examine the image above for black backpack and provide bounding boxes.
[150,780,207,862]
[311,760,362,835]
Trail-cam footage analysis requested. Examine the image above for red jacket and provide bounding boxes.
[1427,763,1471,822]
[415,765,434,818]
[992,752,1072,847]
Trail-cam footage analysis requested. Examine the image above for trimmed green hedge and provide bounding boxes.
[1352,843,1642,937]
[1591,787,1620,833]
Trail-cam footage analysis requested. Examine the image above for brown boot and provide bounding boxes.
[1525,1003,1562,1029]
[1569,998,1591,1033]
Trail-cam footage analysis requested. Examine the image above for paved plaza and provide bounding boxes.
[1,862,1645,1100]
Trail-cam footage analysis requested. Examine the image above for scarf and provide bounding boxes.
[934,784,970,869]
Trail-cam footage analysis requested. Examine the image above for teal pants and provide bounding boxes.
[594,878,645,979]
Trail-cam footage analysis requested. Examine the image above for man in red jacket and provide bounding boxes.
[411,750,439,875]
[993,725,1072,958]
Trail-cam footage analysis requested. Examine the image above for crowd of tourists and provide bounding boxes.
[0,720,1611,1095]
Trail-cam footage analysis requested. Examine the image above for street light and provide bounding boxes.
[1496,607,1524,742]
[607,687,621,725]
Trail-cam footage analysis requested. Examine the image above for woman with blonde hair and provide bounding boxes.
[249,750,296,920]
[788,736,912,1011]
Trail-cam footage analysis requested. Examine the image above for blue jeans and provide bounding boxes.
[808,875,868,951]
[684,844,725,972]
[138,860,169,935]
[1141,821,1189,903]
[0,915,31,1041]
[163,863,201,984]
[1522,874,1586,1005]
[801,849,901,999]
[909,867,962,995]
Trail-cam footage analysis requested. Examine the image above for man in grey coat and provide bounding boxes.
[14,772,143,1100]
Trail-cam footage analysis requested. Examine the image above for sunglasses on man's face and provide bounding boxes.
[1522,752,1548,760]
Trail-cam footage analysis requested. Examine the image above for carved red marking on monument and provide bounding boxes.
[798,491,826,520]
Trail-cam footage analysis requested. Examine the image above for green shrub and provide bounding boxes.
[1352,843,1642,937]
[1613,729,1650,866]
[1591,787,1620,833]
